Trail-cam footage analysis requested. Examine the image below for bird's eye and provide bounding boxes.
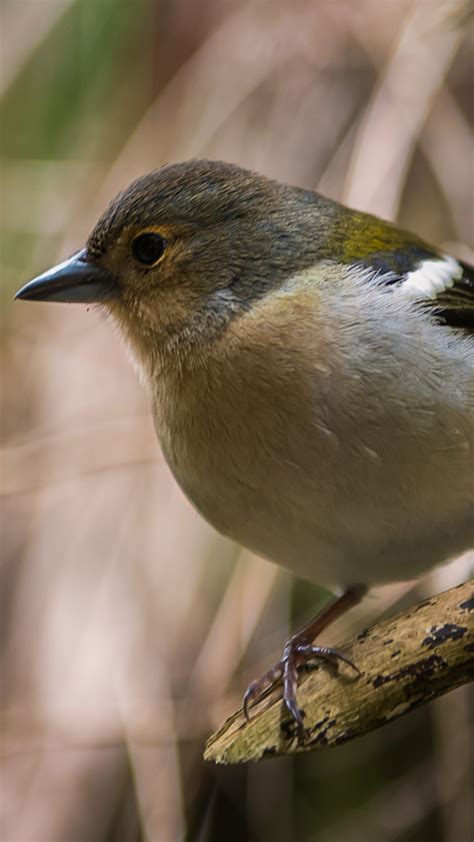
[132,232,166,266]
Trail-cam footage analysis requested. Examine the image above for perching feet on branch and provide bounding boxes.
[243,584,366,742]
[243,640,359,742]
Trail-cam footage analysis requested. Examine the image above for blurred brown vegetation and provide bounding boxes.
[1,1,473,840]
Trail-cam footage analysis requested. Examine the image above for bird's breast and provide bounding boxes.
[148,273,474,586]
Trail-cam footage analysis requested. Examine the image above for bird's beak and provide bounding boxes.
[14,249,119,303]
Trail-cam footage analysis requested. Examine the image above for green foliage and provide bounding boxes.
[1,0,152,160]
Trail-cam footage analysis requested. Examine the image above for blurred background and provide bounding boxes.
[1,1,473,840]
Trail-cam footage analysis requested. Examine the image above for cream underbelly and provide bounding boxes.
[160,427,474,589]
[152,267,474,589]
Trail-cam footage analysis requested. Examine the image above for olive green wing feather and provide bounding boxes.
[337,211,474,331]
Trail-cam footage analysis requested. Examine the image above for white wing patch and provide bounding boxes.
[401,255,462,300]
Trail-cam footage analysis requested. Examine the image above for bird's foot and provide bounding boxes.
[243,641,359,743]
[243,586,365,742]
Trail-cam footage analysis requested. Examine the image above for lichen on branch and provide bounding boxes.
[204,579,474,764]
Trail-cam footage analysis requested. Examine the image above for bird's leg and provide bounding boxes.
[243,584,366,741]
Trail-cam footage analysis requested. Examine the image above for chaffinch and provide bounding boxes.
[16,160,474,740]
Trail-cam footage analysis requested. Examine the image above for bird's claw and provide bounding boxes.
[243,642,358,743]
[243,663,284,721]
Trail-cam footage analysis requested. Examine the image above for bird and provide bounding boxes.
[15,159,474,741]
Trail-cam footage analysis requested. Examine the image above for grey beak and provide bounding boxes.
[14,249,119,303]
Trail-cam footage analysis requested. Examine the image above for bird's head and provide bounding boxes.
[15,160,332,374]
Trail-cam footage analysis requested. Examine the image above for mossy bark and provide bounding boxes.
[205,579,474,764]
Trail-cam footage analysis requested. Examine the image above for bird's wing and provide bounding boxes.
[345,221,474,331]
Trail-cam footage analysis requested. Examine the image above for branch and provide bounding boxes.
[204,579,474,764]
